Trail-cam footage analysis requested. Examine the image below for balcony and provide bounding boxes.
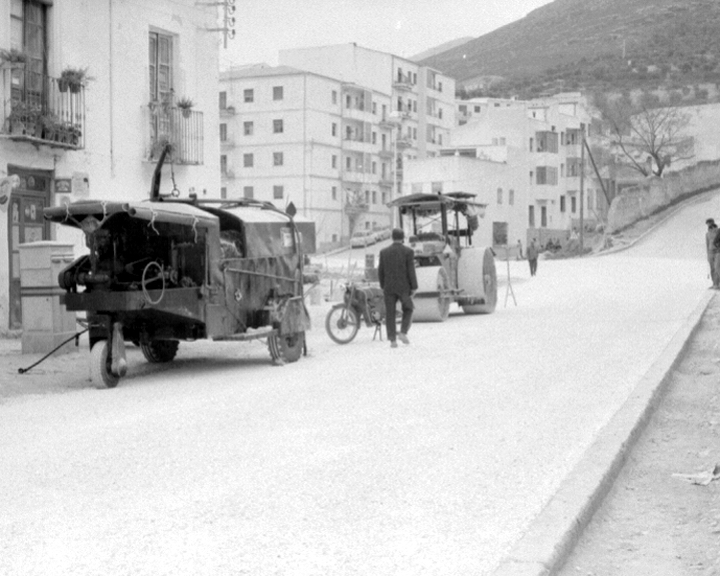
[396,137,413,149]
[221,169,236,180]
[393,74,414,92]
[146,104,204,165]
[379,148,393,159]
[219,105,236,116]
[1,67,85,149]
[220,137,236,148]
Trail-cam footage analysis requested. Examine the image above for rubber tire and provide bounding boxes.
[140,340,179,363]
[268,331,305,363]
[325,305,360,344]
[90,340,120,390]
[413,266,451,322]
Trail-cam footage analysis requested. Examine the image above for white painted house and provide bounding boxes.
[0,0,221,333]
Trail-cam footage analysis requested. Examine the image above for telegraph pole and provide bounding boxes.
[579,135,585,251]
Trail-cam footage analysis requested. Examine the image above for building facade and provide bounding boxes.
[0,0,220,333]
[406,94,608,249]
[219,64,396,249]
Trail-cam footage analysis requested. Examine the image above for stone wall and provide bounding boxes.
[607,160,720,233]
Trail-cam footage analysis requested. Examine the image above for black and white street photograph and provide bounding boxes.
[2,1,720,574]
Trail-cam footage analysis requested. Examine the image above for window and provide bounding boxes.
[372,191,377,204]
[244,121,254,136]
[528,205,535,227]
[244,88,254,103]
[149,31,173,141]
[529,171,534,184]
[536,131,559,153]
[439,108,443,119]
[431,181,443,194]
[571,195,577,213]
[273,152,284,166]
[438,134,443,145]
[567,158,582,177]
[541,206,547,227]
[346,95,352,108]
[332,123,337,137]
[474,106,480,113]
[509,189,515,205]
[372,132,377,144]
[220,186,227,199]
[493,222,508,246]
[243,153,254,168]
[273,185,284,199]
[497,188,503,204]
[220,155,227,174]
[346,157,351,170]
[219,91,227,109]
[332,186,337,200]
[243,186,254,199]
[438,81,443,92]
[273,119,283,133]
[372,161,377,174]
[365,190,370,204]
[382,192,387,204]
[273,86,284,100]
[560,195,566,213]
[219,123,227,141]
[332,90,338,104]
[536,166,558,185]
[587,190,593,210]
[332,155,337,169]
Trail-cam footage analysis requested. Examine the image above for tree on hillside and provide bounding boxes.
[593,91,695,177]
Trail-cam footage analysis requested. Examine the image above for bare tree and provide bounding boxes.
[343,189,368,236]
[594,92,694,177]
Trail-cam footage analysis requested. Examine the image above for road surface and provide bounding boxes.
[0,191,716,575]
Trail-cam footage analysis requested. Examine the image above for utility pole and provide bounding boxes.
[579,135,585,252]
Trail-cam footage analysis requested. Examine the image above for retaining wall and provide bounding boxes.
[608,160,720,232]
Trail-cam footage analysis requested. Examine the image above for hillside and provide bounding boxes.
[420,0,720,99]
[410,37,474,62]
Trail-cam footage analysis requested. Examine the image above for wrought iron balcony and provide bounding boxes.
[0,66,85,149]
[147,103,204,165]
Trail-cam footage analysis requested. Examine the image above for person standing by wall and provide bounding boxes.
[516,239,523,260]
[705,219,718,288]
[378,228,418,348]
[526,238,539,277]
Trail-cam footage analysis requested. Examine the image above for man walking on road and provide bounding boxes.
[705,218,718,288]
[526,238,539,277]
[378,228,418,348]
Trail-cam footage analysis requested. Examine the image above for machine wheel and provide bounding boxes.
[90,340,120,390]
[413,266,451,322]
[140,340,179,363]
[325,305,360,344]
[459,246,497,314]
[268,331,305,363]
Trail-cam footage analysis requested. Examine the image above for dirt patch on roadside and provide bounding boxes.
[556,294,720,576]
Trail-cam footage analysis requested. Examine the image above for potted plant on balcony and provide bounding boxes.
[58,66,90,93]
[176,97,194,118]
[0,48,27,69]
[6,101,41,136]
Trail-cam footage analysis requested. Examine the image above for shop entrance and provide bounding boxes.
[7,167,52,330]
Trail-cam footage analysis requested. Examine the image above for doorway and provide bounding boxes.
[7,167,52,330]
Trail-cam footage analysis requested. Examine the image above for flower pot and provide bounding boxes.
[58,78,69,93]
[181,108,191,118]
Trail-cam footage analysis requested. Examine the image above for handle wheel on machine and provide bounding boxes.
[141,261,166,305]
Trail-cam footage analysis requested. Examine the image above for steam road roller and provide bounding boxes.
[388,192,497,322]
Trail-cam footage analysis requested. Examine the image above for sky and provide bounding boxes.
[220,0,554,68]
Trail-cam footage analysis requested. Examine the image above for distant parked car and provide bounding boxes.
[351,230,376,248]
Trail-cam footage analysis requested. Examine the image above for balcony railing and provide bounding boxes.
[147,104,204,165]
[1,66,85,149]
[393,74,414,91]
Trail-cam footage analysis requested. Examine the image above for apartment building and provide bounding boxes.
[279,43,456,188]
[219,64,396,249]
[406,94,608,248]
[0,0,220,332]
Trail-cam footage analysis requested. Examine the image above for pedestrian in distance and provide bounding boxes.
[516,239,523,260]
[378,228,418,348]
[706,218,719,288]
[526,238,539,277]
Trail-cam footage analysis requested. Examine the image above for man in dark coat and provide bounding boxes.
[378,228,418,347]
[526,238,539,277]
[706,218,718,288]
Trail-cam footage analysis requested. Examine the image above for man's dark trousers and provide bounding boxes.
[384,292,413,342]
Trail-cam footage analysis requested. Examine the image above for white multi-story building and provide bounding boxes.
[406,94,608,249]
[0,0,220,332]
[219,64,396,249]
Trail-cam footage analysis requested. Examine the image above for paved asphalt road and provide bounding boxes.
[0,191,716,576]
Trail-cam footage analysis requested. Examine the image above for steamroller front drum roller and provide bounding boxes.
[458,246,497,314]
[412,266,451,322]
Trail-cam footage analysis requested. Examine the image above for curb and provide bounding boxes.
[490,290,715,576]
